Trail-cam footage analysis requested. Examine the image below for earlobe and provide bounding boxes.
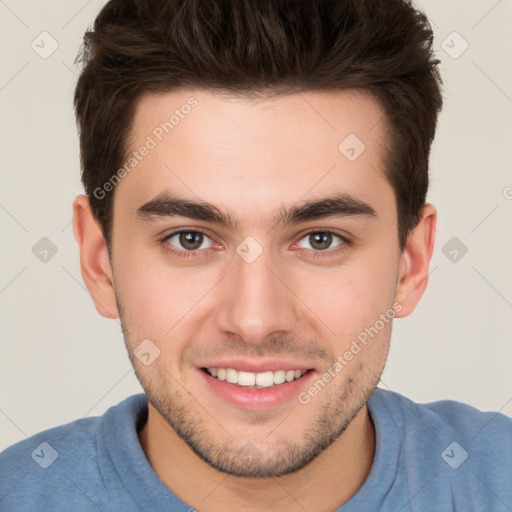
[394,203,437,318]
[72,194,120,319]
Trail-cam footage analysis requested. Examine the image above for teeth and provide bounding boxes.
[256,371,274,387]
[206,368,305,387]
[273,370,286,385]
[238,371,256,386]
[226,368,238,384]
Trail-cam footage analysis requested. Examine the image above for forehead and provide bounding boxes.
[115,88,393,225]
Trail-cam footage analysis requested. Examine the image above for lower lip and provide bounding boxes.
[198,368,316,411]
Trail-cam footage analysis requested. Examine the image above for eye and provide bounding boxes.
[295,231,348,253]
[162,229,214,254]
[159,228,350,260]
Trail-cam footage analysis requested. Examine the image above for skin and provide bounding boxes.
[72,88,436,511]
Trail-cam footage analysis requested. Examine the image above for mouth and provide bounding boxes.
[202,367,309,388]
[198,365,316,410]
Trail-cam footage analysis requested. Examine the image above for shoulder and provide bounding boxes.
[0,394,146,511]
[368,387,512,508]
[372,387,512,445]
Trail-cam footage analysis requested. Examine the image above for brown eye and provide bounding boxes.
[297,231,344,252]
[179,231,204,250]
[164,230,213,252]
[309,232,333,250]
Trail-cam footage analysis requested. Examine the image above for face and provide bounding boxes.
[109,88,403,477]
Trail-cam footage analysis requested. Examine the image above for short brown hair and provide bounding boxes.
[74,0,443,253]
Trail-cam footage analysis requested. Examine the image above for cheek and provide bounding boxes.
[114,251,176,335]
[115,251,219,342]
[291,260,395,335]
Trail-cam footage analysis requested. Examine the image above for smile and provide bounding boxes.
[204,368,306,388]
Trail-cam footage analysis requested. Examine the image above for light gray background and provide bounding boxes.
[1,0,511,452]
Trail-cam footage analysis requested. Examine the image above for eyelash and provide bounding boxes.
[159,228,351,260]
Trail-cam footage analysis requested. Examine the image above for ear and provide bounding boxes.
[394,203,437,318]
[72,194,120,319]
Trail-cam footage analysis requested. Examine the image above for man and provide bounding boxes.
[1,0,511,510]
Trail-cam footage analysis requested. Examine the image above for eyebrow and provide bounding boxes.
[135,191,377,229]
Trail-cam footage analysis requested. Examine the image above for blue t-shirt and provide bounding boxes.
[1,387,511,511]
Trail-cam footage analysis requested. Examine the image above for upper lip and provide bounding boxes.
[199,359,314,373]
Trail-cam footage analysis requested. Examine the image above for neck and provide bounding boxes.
[137,404,375,512]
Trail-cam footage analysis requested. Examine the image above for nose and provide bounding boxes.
[214,245,300,345]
